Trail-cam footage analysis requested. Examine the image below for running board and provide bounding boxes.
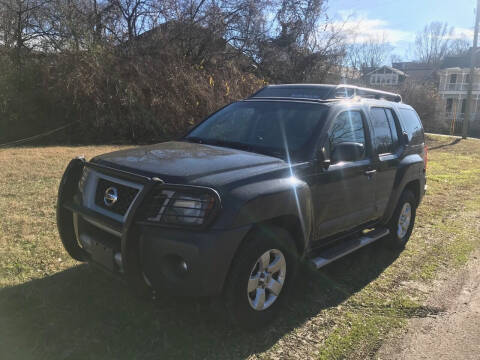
[310,228,390,269]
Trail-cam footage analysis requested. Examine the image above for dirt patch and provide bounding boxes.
[376,250,480,359]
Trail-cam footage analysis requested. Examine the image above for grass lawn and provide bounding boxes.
[0,135,479,360]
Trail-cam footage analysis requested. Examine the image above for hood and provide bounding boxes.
[91,141,290,187]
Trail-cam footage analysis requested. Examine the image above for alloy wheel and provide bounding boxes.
[247,249,286,311]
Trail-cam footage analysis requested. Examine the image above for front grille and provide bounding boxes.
[95,178,139,216]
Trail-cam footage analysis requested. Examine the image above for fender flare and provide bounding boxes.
[228,177,313,251]
[382,154,423,223]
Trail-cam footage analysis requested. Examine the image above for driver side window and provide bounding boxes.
[327,111,366,161]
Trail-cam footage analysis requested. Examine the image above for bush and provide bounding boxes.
[0,48,264,145]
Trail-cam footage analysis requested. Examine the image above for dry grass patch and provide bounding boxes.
[0,135,479,360]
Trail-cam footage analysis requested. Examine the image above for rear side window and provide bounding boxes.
[385,109,399,146]
[370,108,398,154]
[399,108,424,144]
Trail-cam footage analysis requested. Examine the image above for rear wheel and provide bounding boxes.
[224,226,298,330]
[386,189,417,249]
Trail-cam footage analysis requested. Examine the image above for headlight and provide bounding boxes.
[143,189,218,227]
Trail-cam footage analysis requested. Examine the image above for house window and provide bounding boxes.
[449,74,457,83]
[461,99,467,114]
[465,74,471,83]
[446,98,453,112]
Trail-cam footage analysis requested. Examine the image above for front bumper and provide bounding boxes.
[57,158,250,297]
[140,225,250,296]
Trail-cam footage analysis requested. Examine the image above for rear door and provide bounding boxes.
[311,109,377,240]
[368,107,402,217]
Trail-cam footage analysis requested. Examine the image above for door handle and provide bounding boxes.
[364,169,377,176]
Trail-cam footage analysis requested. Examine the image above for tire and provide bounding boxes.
[224,226,298,330]
[57,158,89,262]
[386,189,417,249]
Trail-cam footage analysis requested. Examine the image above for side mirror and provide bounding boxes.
[331,142,365,163]
[317,146,331,169]
[402,131,410,145]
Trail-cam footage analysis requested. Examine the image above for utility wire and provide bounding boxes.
[0,121,77,149]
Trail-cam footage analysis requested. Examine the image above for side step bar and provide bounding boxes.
[310,228,390,269]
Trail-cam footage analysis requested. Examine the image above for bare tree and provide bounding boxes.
[414,21,454,64]
[276,0,325,48]
[0,0,47,54]
[107,0,155,42]
[390,53,402,64]
[448,37,470,57]
[0,0,355,144]
[345,33,392,74]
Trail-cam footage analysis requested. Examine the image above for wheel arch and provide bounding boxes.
[253,215,306,256]
[220,214,306,295]
[383,178,422,224]
[403,179,421,206]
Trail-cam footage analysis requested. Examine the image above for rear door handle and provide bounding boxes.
[364,169,377,176]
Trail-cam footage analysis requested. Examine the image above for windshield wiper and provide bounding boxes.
[203,139,253,151]
[205,139,289,159]
[184,137,287,159]
[183,136,205,144]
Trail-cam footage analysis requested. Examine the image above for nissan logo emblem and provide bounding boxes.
[104,187,118,207]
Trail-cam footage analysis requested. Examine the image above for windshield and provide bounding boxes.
[185,101,328,158]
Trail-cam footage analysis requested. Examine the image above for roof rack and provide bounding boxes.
[347,86,402,103]
[250,84,402,103]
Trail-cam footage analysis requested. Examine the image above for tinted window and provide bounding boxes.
[399,108,424,145]
[385,109,399,148]
[187,101,328,156]
[328,111,366,161]
[202,107,255,143]
[371,108,395,154]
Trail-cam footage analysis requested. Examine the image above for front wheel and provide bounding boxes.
[224,226,298,330]
[386,189,417,249]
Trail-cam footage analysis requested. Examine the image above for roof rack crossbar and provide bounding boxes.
[250,84,402,103]
[338,85,402,103]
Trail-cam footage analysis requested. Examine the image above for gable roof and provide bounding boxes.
[365,65,407,77]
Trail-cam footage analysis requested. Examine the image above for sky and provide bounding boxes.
[326,0,477,60]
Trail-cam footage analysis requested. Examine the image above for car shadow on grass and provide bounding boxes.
[0,241,400,360]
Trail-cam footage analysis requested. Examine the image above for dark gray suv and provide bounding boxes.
[57,84,427,329]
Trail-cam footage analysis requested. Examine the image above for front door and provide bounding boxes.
[311,110,377,240]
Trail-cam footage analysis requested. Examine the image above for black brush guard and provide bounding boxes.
[56,158,159,298]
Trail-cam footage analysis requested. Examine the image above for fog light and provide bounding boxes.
[79,234,93,250]
[161,255,189,280]
[114,252,123,271]
[179,260,188,273]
